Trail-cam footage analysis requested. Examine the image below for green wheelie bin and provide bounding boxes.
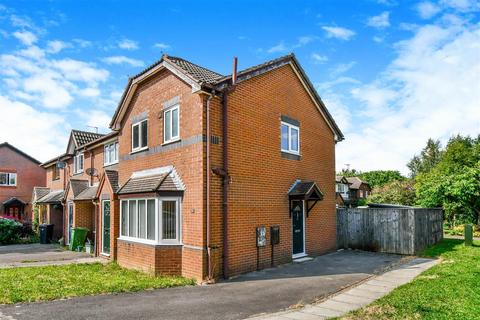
[69,227,89,251]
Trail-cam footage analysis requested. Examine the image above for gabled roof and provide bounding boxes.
[336,176,350,184]
[75,185,98,201]
[105,170,119,194]
[3,197,26,206]
[108,53,344,141]
[36,189,64,204]
[288,181,324,200]
[32,187,50,203]
[69,179,90,198]
[0,142,41,165]
[346,177,369,190]
[70,130,105,149]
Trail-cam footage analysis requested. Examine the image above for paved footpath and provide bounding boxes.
[247,257,439,320]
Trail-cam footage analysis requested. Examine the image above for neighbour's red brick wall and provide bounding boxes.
[0,145,46,220]
[209,64,337,277]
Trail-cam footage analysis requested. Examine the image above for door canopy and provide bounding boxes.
[288,181,324,217]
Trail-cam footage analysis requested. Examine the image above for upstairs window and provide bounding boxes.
[132,120,148,152]
[53,165,60,180]
[104,141,119,166]
[74,153,84,174]
[281,121,300,155]
[164,105,180,143]
[0,172,16,186]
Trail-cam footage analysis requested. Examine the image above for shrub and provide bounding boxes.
[0,218,23,245]
[445,224,480,238]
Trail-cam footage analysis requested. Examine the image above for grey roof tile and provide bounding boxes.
[75,185,99,201]
[72,130,105,148]
[36,189,64,204]
[105,170,119,193]
[32,187,50,202]
[118,169,184,195]
[70,179,90,197]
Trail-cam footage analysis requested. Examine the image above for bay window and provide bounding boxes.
[120,197,181,244]
[132,119,148,152]
[281,121,300,154]
[0,172,16,186]
[164,105,180,143]
[104,141,119,166]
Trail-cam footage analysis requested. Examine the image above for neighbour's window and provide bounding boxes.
[120,198,180,244]
[360,190,364,198]
[53,165,60,180]
[132,120,148,152]
[365,191,369,197]
[104,141,119,166]
[164,105,180,143]
[0,172,16,186]
[281,121,300,154]
[74,153,84,174]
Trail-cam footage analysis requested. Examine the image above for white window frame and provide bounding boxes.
[0,172,16,186]
[281,121,300,155]
[163,105,180,144]
[119,197,182,245]
[131,119,148,153]
[74,153,84,174]
[104,141,119,166]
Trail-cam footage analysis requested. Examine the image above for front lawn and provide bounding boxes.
[0,263,194,304]
[342,239,480,319]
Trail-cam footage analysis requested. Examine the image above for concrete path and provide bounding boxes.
[0,250,402,320]
[0,243,104,268]
[248,257,439,320]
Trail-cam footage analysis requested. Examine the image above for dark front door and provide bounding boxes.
[102,200,111,254]
[68,202,73,244]
[291,200,304,255]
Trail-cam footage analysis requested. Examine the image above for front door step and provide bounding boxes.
[293,256,313,263]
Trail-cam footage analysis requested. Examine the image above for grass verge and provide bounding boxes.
[342,239,480,319]
[0,262,194,304]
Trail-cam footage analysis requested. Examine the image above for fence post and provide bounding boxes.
[465,224,473,246]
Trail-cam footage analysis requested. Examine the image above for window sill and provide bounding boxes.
[130,147,149,155]
[118,237,182,247]
[72,172,84,176]
[162,138,181,146]
[103,161,119,168]
[281,151,301,161]
[0,185,16,188]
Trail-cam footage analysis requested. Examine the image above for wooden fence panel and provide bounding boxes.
[336,207,443,255]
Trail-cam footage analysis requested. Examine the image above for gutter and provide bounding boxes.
[206,91,214,281]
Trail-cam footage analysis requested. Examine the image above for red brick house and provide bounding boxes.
[346,176,371,205]
[0,142,45,221]
[33,53,344,282]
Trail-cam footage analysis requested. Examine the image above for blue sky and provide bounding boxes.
[0,0,479,173]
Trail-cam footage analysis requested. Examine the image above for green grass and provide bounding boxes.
[0,263,194,304]
[342,239,480,320]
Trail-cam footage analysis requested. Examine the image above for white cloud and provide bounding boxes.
[321,26,356,40]
[267,41,288,53]
[311,53,328,64]
[331,61,356,77]
[18,46,45,60]
[417,1,441,19]
[12,30,37,45]
[266,36,317,54]
[336,17,480,174]
[52,59,109,84]
[79,87,101,98]
[75,109,112,132]
[46,40,72,53]
[0,95,68,161]
[367,11,391,28]
[153,42,171,50]
[23,73,73,109]
[73,38,92,48]
[118,39,139,50]
[102,55,145,67]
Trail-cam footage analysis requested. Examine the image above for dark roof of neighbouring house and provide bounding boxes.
[109,53,344,141]
[288,180,324,200]
[346,177,369,190]
[36,189,64,204]
[0,142,42,165]
[69,179,90,198]
[105,170,119,194]
[117,167,184,195]
[336,175,351,184]
[71,130,105,148]
[32,187,51,203]
[2,197,26,206]
[75,185,99,201]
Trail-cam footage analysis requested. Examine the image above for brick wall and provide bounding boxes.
[209,64,337,277]
[0,145,46,220]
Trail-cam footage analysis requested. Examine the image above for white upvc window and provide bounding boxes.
[104,141,119,166]
[132,119,148,152]
[74,153,84,174]
[120,197,181,245]
[163,105,180,144]
[0,172,16,186]
[281,121,300,155]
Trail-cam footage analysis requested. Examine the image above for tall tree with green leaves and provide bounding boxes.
[407,138,443,178]
[367,180,416,206]
[359,170,405,189]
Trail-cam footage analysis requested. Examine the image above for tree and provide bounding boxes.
[337,168,362,177]
[415,135,480,226]
[407,138,443,178]
[368,180,416,206]
[359,170,405,189]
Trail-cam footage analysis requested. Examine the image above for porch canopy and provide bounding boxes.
[3,197,26,206]
[288,181,324,217]
[35,190,64,204]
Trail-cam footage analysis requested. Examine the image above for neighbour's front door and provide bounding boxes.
[292,200,304,256]
[67,202,73,244]
[102,200,111,254]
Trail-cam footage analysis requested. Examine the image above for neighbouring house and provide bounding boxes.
[346,176,371,204]
[335,176,351,207]
[33,53,344,282]
[0,142,45,221]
